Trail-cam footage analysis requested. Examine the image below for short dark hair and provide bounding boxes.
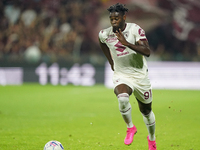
[107,3,128,15]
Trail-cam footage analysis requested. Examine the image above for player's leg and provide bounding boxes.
[136,100,155,140]
[136,99,157,150]
[133,82,157,149]
[114,84,137,145]
[114,84,133,127]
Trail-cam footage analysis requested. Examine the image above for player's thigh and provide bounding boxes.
[113,72,133,96]
[133,75,153,105]
[114,84,132,96]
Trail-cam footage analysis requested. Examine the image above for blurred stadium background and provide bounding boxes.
[0,0,200,88]
[1,1,200,149]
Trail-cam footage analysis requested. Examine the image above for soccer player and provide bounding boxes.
[98,3,157,150]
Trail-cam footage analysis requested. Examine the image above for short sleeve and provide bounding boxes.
[132,24,147,42]
[99,30,106,43]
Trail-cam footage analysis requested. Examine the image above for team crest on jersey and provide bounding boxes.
[123,31,129,38]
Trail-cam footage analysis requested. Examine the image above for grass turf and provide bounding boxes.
[0,84,199,150]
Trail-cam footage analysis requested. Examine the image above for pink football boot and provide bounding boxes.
[124,126,137,145]
[147,135,157,150]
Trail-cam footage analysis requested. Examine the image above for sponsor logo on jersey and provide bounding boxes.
[117,51,129,56]
[138,28,145,36]
[114,41,129,56]
[115,41,126,52]
[106,37,118,43]
[108,34,115,38]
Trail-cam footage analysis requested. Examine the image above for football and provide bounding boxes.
[44,140,64,150]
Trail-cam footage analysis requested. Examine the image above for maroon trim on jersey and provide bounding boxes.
[140,38,147,41]
[121,23,127,32]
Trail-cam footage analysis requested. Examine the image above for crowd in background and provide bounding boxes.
[0,0,199,65]
[148,0,200,61]
[0,0,103,65]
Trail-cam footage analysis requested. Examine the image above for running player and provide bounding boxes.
[98,3,157,150]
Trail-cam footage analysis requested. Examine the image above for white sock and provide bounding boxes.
[117,93,133,128]
[122,108,133,128]
[142,111,156,141]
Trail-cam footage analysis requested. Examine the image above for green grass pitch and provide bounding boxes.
[0,84,199,150]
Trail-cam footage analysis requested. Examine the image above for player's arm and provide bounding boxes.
[115,29,150,57]
[99,39,114,71]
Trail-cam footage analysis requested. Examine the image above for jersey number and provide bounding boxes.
[144,89,152,100]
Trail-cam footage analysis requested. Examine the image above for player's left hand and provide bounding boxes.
[115,28,129,46]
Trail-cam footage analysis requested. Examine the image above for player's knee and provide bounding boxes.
[137,99,152,115]
[142,111,155,126]
[117,93,130,111]
[140,108,151,116]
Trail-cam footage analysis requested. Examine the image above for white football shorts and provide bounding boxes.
[113,71,153,104]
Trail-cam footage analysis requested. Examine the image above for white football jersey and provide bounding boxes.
[99,23,149,79]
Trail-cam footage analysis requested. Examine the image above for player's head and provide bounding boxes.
[107,3,128,33]
[107,3,128,16]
